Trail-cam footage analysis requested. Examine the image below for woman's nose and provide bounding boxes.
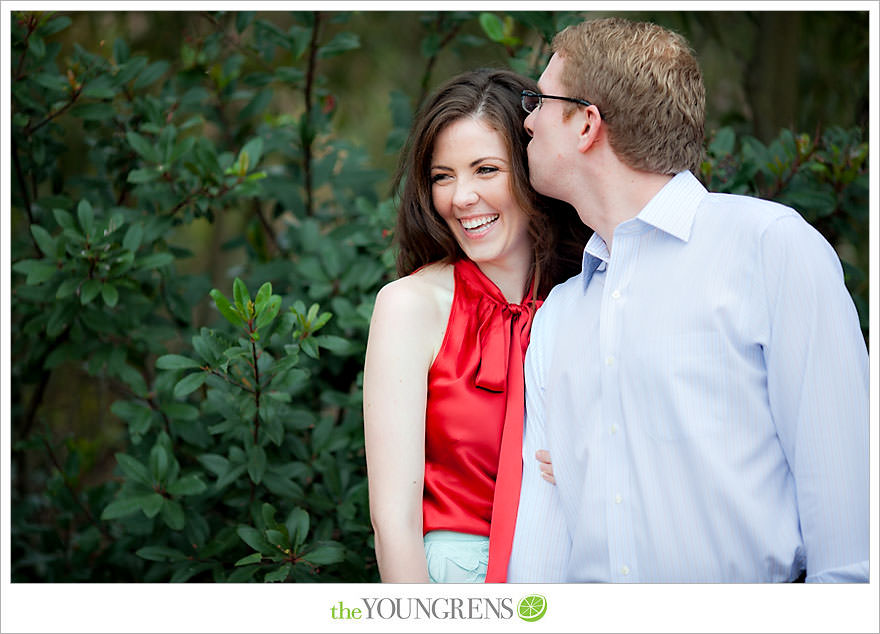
[452,182,479,208]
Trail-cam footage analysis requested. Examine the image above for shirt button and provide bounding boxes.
[611,289,621,299]
[621,565,630,576]
[610,424,619,435]
[605,355,615,366]
[615,494,623,504]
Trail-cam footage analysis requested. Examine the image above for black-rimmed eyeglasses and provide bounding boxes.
[521,89,594,114]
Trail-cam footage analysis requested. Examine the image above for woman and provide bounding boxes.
[363,69,588,583]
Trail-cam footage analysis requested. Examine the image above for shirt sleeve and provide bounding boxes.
[507,306,572,582]
[760,213,869,582]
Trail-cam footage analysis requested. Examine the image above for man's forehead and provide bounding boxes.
[538,53,563,90]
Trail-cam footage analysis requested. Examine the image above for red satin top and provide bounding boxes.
[421,258,541,583]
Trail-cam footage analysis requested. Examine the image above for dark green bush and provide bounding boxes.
[10,10,868,583]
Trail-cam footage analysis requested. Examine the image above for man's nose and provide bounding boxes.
[524,110,535,137]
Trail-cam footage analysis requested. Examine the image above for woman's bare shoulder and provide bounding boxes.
[371,263,454,359]
[375,263,453,315]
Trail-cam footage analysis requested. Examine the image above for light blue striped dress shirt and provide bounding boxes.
[508,171,869,583]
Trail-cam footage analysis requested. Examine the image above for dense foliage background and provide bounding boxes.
[8,10,870,583]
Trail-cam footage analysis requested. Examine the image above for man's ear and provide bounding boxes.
[576,105,602,154]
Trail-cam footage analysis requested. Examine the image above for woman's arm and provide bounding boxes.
[363,278,440,582]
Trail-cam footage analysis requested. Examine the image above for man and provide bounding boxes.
[507,17,868,582]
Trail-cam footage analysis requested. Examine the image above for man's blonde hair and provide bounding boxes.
[553,17,705,174]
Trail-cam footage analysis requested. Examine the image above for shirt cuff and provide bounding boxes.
[806,560,869,583]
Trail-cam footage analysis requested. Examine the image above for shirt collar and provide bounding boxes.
[579,171,707,290]
[636,170,707,242]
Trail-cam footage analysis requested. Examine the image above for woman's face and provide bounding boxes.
[430,117,532,271]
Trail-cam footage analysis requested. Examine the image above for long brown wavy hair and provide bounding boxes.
[393,68,590,299]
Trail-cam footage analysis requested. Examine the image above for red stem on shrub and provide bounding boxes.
[25,87,83,137]
[11,136,41,256]
[14,14,37,81]
[416,17,463,110]
[303,12,322,217]
[251,336,261,443]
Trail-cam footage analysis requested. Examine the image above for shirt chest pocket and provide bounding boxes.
[622,331,730,441]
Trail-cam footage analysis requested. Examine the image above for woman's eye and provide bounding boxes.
[431,173,449,183]
[476,165,499,175]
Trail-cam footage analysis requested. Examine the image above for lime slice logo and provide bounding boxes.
[517,594,547,622]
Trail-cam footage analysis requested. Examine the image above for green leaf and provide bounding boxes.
[81,75,116,99]
[117,363,148,397]
[139,492,164,518]
[261,502,280,530]
[247,445,267,485]
[286,507,309,550]
[149,443,170,482]
[102,283,119,307]
[265,529,288,549]
[240,136,264,170]
[127,167,161,184]
[317,32,360,59]
[300,337,319,360]
[254,296,281,330]
[236,11,254,33]
[77,199,95,237]
[254,282,272,315]
[40,15,73,36]
[233,278,250,316]
[115,452,152,487]
[120,223,143,254]
[264,563,292,582]
[32,73,67,92]
[133,60,169,90]
[113,37,130,64]
[13,259,57,285]
[302,541,345,566]
[315,335,351,354]
[31,225,57,256]
[173,372,207,398]
[156,354,202,370]
[28,34,46,59]
[136,252,174,270]
[479,12,505,42]
[161,499,185,530]
[215,463,247,490]
[165,402,198,420]
[126,131,160,163]
[101,496,142,520]
[80,279,102,305]
[235,552,262,567]
[53,208,75,231]
[55,277,80,299]
[709,126,736,156]
[136,545,188,562]
[167,474,207,496]
[198,453,229,477]
[210,289,246,328]
[237,526,276,555]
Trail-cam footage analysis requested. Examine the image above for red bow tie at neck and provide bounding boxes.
[474,302,532,393]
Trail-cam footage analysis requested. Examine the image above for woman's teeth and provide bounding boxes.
[461,214,499,231]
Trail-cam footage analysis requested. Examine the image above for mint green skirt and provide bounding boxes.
[423,530,489,583]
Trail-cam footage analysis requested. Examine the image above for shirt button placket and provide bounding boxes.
[604,233,637,583]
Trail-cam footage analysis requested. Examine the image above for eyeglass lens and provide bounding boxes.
[522,92,540,113]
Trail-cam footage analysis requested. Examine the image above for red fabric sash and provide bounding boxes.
[455,259,540,583]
